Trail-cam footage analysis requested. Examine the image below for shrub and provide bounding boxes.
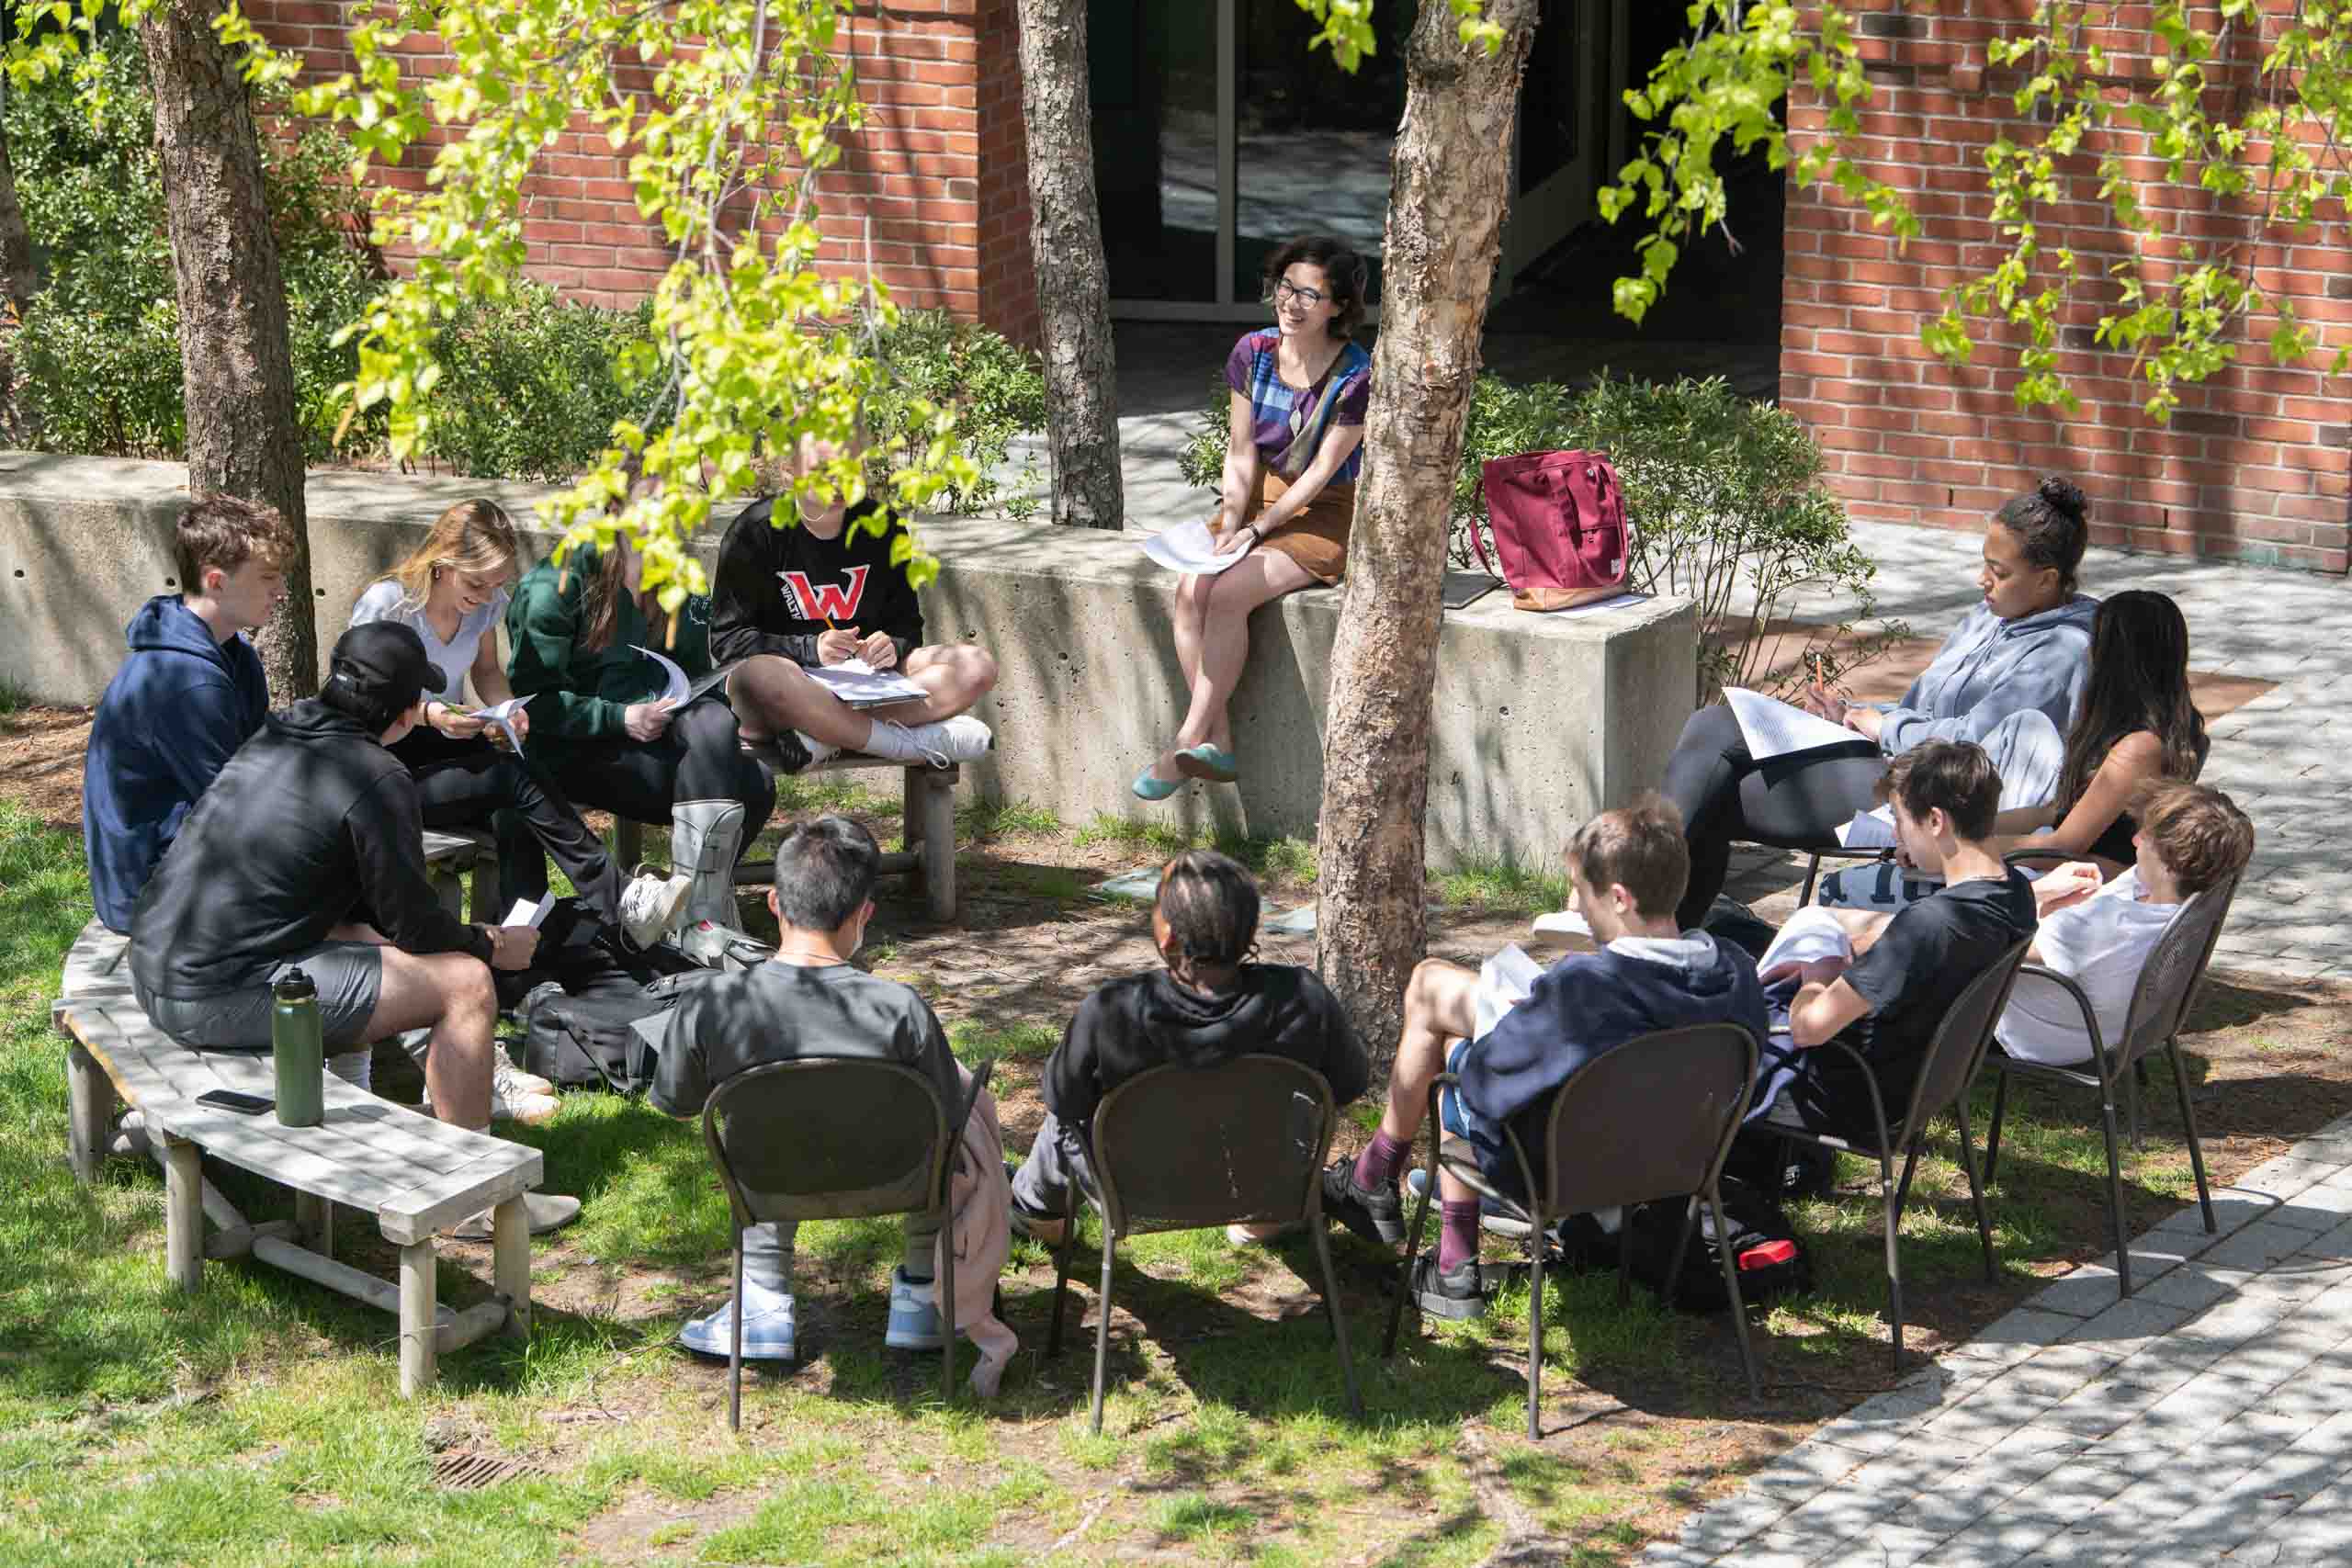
[1182,370,1900,705]
[412,286,658,481]
[861,308,1046,516]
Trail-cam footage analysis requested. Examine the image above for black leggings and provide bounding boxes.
[542,693,775,851]
[1659,702,1886,930]
[390,729,620,917]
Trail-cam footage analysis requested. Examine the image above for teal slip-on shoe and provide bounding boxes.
[1131,767,1182,802]
[1173,743,1239,784]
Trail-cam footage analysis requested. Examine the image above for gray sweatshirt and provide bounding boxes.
[1874,595,2099,756]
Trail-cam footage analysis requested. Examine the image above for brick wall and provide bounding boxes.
[1781,2,2350,573]
[247,0,1037,344]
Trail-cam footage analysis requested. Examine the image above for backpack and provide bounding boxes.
[492,896,700,1013]
[518,968,718,1095]
[1471,449,1631,613]
[1620,1178,1811,1312]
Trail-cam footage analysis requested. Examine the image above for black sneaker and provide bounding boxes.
[1410,1251,1487,1321]
[1320,1157,1406,1247]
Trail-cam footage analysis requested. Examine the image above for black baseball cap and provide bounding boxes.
[327,621,447,714]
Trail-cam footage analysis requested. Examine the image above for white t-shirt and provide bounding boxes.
[347,579,509,706]
[1995,868,2178,1066]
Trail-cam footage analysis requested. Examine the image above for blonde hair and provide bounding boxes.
[379,500,526,611]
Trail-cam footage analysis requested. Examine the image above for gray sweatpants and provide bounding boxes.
[742,1215,941,1293]
[1009,1110,1098,1219]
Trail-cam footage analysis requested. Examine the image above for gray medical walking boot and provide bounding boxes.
[671,798,771,970]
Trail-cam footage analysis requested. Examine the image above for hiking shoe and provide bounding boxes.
[885,1266,945,1350]
[495,1057,557,1100]
[1320,1157,1406,1247]
[1409,1251,1488,1321]
[678,1280,797,1361]
[1226,1221,1300,1247]
[447,1191,582,1239]
[617,867,692,949]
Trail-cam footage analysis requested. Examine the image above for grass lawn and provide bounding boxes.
[4,738,2349,1566]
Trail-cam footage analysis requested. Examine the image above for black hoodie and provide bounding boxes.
[129,698,492,999]
[1041,964,1371,1134]
[707,497,924,669]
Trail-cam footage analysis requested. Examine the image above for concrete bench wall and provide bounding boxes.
[0,454,1697,866]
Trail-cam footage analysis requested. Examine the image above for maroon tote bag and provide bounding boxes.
[1471,449,1631,612]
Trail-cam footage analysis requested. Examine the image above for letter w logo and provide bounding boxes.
[779,566,869,623]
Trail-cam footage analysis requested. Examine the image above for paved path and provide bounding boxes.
[1641,1115,2352,1568]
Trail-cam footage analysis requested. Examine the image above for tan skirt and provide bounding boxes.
[1214,471,1355,585]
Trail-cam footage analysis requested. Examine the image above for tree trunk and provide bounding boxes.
[1315,2,1535,1060]
[1013,0,1123,529]
[142,2,318,696]
[0,95,39,315]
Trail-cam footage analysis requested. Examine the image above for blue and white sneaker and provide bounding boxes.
[678,1280,797,1361]
[884,1266,945,1350]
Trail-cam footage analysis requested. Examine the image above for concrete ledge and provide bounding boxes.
[0,453,1697,866]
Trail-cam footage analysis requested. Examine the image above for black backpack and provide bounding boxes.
[518,969,718,1095]
[1619,1178,1812,1312]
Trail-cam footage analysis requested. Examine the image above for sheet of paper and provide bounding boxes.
[1474,942,1545,1041]
[470,694,531,758]
[807,658,930,709]
[1140,520,1250,577]
[1531,908,1592,938]
[1554,592,1650,616]
[1837,805,1898,849]
[1724,686,1871,762]
[632,644,691,706]
[502,893,557,930]
[1755,907,1854,979]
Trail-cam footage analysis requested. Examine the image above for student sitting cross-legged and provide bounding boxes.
[126,622,578,1237]
[652,815,964,1362]
[1741,740,2037,1151]
[1319,797,1770,1321]
[1007,851,1371,1247]
[84,496,291,935]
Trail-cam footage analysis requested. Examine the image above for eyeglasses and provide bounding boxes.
[1269,279,1328,309]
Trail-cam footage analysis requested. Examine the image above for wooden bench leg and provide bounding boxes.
[612,818,646,870]
[66,1042,115,1184]
[400,1240,437,1398]
[493,1196,531,1341]
[912,767,957,923]
[163,1135,203,1292]
[429,867,466,920]
[297,1191,334,1259]
[469,859,503,927]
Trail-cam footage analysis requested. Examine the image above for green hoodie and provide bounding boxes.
[504,546,716,751]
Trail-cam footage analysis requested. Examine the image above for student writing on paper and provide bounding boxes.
[1659,477,2098,928]
[708,430,999,747]
[1133,235,1374,803]
[348,500,636,931]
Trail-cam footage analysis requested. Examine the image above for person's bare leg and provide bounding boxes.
[1166,550,1315,767]
[1147,573,1218,784]
[861,644,999,725]
[1380,957,1479,1147]
[357,946,498,1129]
[727,654,881,751]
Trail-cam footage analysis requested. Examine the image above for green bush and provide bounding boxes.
[1183,370,1901,704]
[862,308,1046,516]
[412,286,658,481]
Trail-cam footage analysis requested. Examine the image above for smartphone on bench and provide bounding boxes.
[195,1088,274,1115]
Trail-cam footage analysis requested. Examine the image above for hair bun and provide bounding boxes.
[2038,475,2087,524]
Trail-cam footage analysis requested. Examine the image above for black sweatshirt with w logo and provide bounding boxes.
[707,496,925,669]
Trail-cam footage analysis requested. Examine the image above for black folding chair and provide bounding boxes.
[1983,872,2239,1299]
[701,1056,991,1429]
[1764,937,2030,1370]
[1380,1022,1764,1439]
[1043,1055,1362,1433]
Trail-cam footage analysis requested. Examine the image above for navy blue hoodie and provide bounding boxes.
[82,596,269,932]
[1454,932,1769,1189]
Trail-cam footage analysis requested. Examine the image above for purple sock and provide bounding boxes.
[1438,1199,1483,1273]
[1353,1130,1410,1192]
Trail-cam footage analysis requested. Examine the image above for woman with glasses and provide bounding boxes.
[1134,234,1374,800]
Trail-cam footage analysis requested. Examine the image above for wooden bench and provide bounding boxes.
[422,827,502,922]
[611,756,961,922]
[55,921,542,1397]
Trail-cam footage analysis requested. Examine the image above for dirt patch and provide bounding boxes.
[0,704,96,831]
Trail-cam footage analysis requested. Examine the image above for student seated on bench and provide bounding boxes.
[1742,741,2036,1149]
[1319,797,1770,1321]
[1007,850,1370,1247]
[709,432,1000,754]
[652,815,963,1362]
[84,496,291,934]
[127,622,579,1235]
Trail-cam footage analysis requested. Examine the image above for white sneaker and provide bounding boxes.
[617,867,693,948]
[795,729,840,766]
[863,714,993,768]
[494,1057,558,1100]
[447,1191,582,1239]
[425,1079,560,1125]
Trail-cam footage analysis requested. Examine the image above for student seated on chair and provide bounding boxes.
[1739,740,2037,1150]
[1319,796,1770,1322]
[84,496,291,934]
[1986,781,2253,1068]
[651,814,963,1364]
[126,622,579,1238]
[1007,850,1370,1248]
[708,432,1000,750]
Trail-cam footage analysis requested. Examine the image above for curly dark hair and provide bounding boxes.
[1260,235,1371,339]
[1994,475,2090,598]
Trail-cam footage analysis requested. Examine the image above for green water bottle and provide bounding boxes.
[271,968,325,1128]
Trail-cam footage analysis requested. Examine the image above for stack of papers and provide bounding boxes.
[1724,687,1871,761]
[1837,806,1899,849]
[1474,943,1544,1041]
[471,695,530,757]
[808,659,929,708]
[1755,908,1854,979]
[1532,908,1592,938]
[501,893,557,930]
[1140,520,1248,577]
